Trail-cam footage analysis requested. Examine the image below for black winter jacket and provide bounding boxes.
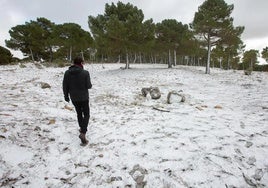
[63,65,92,102]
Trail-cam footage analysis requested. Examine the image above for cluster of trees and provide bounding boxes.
[5,17,93,63]
[2,0,268,72]
[88,0,267,72]
[88,2,196,69]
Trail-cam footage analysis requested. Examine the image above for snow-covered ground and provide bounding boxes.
[0,63,267,188]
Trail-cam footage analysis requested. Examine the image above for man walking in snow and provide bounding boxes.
[63,57,92,145]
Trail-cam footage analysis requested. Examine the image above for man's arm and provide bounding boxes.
[86,71,92,89]
[63,71,70,102]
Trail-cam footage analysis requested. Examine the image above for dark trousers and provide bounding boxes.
[72,100,90,134]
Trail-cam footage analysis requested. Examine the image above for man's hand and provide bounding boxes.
[64,96,70,102]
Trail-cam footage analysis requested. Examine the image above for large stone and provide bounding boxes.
[150,87,161,99]
[129,164,147,188]
[141,87,161,99]
[141,88,151,97]
[167,90,185,104]
[40,82,51,89]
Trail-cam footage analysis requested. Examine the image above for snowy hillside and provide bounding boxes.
[0,63,268,187]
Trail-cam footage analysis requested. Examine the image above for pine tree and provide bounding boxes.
[242,50,258,70]
[88,1,152,68]
[191,0,238,74]
[0,46,13,65]
[6,18,92,62]
[261,47,268,61]
[5,24,34,60]
[156,19,189,68]
[54,23,93,61]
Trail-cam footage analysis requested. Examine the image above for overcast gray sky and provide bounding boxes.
[1,0,268,58]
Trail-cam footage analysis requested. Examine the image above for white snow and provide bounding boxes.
[0,63,268,187]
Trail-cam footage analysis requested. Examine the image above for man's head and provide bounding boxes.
[73,57,83,65]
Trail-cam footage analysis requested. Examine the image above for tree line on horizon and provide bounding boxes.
[1,0,268,72]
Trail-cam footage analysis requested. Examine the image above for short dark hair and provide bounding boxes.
[73,57,83,64]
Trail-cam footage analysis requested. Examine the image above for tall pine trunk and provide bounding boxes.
[174,50,177,66]
[81,51,84,61]
[125,52,130,69]
[219,57,222,69]
[118,55,121,63]
[133,53,137,64]
[206,39,211,74]
[30,48,34,62]
[48,46,53,62]
[168,50,172,68]
[227,54,231,70]
[69,46,72,62]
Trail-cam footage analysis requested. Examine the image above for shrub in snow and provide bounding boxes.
[244,67,253,75]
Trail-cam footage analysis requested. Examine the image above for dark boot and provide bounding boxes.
[79,133,88,146]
